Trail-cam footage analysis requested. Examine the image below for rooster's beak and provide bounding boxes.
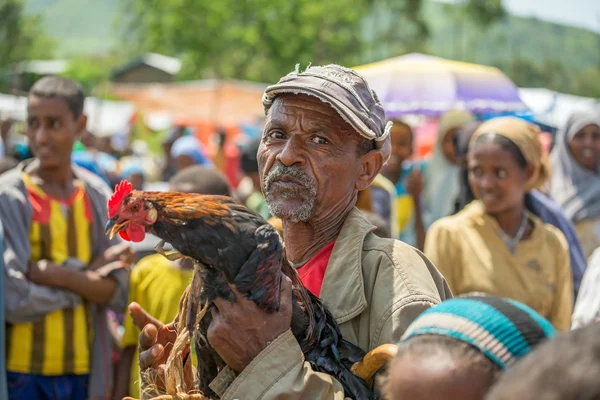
[105,218,126,239]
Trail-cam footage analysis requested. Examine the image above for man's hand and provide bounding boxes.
[130,302,194,396]
[130,302,179,371]
[207,274,293,373]
[27,260,64,287]
[90,242,135,271]
[405,169,424,200]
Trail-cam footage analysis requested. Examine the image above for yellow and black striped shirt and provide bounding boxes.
[6,173,94,375]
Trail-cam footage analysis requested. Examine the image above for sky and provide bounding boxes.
[438,0,600,33]
[504,0,600,33]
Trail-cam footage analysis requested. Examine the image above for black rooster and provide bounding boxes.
[105,180,373,399]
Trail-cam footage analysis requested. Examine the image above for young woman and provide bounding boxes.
[550,111,600,260]
[425,117,574,331]
[383,295,556,400]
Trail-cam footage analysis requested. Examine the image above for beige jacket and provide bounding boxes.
[209,208,452,399]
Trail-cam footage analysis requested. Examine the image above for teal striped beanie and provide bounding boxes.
[401,295,557,369]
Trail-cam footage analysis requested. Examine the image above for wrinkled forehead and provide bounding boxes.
[266,94,355,133]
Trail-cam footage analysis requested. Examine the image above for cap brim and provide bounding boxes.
[264,85,390,149]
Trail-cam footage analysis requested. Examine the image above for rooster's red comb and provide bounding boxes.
[108,180,132,218]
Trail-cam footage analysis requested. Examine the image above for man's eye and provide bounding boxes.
[267,131,286,140]
[50,120,61,129]
[469,167,482,177]
[496,169,507,179]
[311,136,329,145]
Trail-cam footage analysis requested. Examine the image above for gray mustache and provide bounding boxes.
[264,164,314,191]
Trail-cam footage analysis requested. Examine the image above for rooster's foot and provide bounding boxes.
[155,240,185,261]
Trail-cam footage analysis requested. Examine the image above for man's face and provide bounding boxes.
[258,94,366,223]
[26,96,84,169]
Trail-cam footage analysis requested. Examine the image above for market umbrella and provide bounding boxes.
[354,53,528,118]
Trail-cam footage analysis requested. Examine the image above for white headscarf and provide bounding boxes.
[423,110,474,225]
[550,110,600,222]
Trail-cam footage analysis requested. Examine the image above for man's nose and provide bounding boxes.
[276,136,305,167]
[34,125,50,144]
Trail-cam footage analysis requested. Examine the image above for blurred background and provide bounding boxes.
[0,0,600,157]
[0,0,599,181]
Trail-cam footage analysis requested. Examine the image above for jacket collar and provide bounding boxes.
[319,208,375,324]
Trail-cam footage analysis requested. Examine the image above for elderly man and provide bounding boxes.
[131,65,451,399]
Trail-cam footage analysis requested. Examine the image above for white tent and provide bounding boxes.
[518,88,600,130]
[0,93,135,137]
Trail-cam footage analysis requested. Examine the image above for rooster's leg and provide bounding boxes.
[155,240,185,261]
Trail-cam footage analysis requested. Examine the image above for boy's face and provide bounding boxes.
[390,124,414,163]
[383,124,414,178]
[26,95,85,170]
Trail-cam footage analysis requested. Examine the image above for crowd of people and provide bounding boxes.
[0,64,599,400]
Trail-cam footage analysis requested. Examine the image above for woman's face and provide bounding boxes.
[442,127,460,165]
[468,141,531,215]
[386,353,493,400]
[568,124,600,171]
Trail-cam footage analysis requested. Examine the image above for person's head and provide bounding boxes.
[468,117,549,216]
[71,151,110,185]
[0,156,18,175]
[382,120,413,182]
[26,76,86,170]
[120,162,146,191]
[162,126,186,157]
[453,121,484,211]
[169,164,231,196]
[486,322,600,400]
[562,111,600,171]
[240,136,262,190]
[384,295,556,400]
[258,64,391,224]
[80,129,96,149]
[170,135,213,172]
[437,110,474,165]
[454,121,483,169]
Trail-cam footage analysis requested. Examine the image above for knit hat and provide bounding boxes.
[401,295,557,369]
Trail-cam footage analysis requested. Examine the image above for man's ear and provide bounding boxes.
[76,114,87,138]
[356,150,383,191]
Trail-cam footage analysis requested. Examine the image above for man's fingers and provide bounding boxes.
[139,323,158,351]
[207,307,223,347]
[213,295,234,313]
[129,302,163,330]
[139,343,164,370]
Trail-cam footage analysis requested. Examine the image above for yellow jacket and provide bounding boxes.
[425,201,573,331]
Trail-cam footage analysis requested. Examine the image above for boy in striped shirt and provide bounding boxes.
[1,76,132,400]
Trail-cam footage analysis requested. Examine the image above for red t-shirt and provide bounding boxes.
[297,240,336,297]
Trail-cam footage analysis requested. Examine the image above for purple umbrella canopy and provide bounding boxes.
[354,53,529,117]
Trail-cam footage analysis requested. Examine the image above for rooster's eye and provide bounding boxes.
[130,203,140,212]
